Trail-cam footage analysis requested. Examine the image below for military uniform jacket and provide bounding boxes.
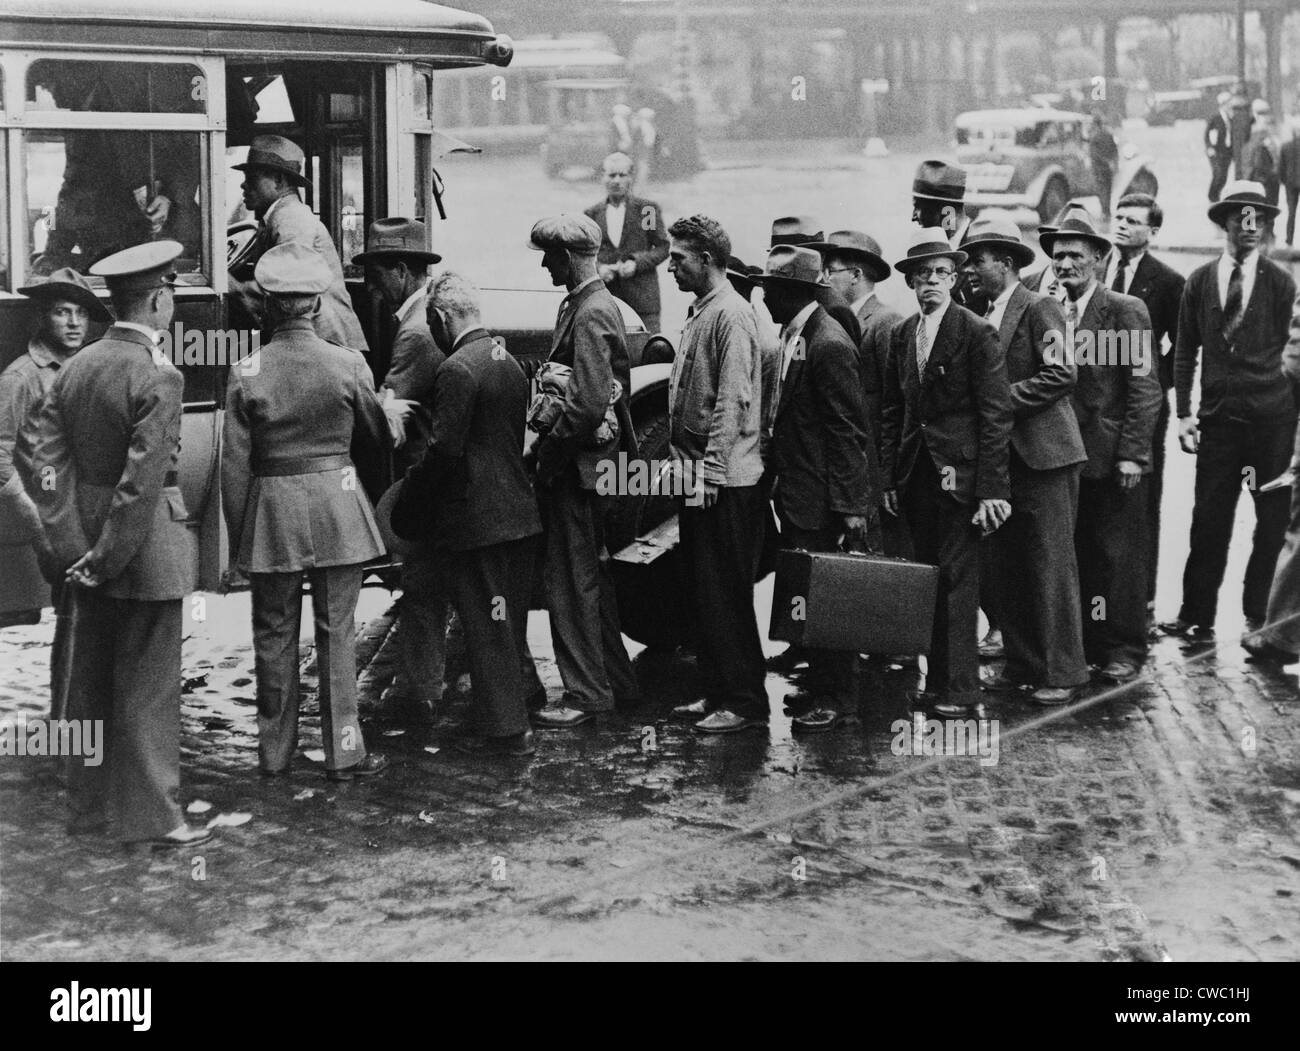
[222,318,387,573]
[881,303,1013,504]
[996,283,1086,471]
[394,329,542,552]
[30,326,196,600]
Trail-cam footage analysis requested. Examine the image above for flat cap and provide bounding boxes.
[254,242,333,295]
[527,214,601,252]
[89,240,182,292]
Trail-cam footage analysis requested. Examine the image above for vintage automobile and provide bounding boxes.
[1144,90,1206,126]
[0,0,681,645]
[955,108,1158,223]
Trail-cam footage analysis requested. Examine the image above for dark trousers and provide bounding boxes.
[49,579,71,722]
[1286,187,1299,247]
[1261,426,1300,652]
[904,451,981,705]
[1076,474,1150,666]
[65,589,183,842]
[1178,420,1296,627]
[680,484,767,718]
[1147,391,1172,606]
[542,466,637,712]
[1209,155,1232,202]
[449,535,539,738]
[392,547,451,701]
[988,456,1088,687]
[250,565,366,774]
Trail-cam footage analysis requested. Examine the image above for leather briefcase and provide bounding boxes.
[769,548,939,654]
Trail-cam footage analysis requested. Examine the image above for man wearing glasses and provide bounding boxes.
[881,229,1013,717]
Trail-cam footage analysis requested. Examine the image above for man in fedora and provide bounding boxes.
[763,244,875,732]
[230,134,367,351]
[1,270,110,653]
[810,229,902,554]
[770,217,861,346]
[1043,210,1160,683]
[1162,182,1296,647]
[882,229,1012,716]
[526,214,639,729]
[355,218,453,722]
[959,217,1088,705]
[910,160,984,316]
[585,152,669,333]
[222,242,391,782]
[30,240,210,849]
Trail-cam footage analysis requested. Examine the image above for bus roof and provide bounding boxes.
[0,0,507,66]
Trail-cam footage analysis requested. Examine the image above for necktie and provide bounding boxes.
[1111,257,1127,293]
[984,300,996,319]
[916,318,930,374]
[1065,298,1079,353]
[1223,262,1244,348]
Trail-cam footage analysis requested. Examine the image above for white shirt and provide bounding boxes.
[986,283,1017,331]
[780,301,818,382]
[1217,250,1259,313]
[916,298,951,368]
[605,201,627,249]
[114,320,162,344]
[395,279,431,324]
[1104,249,1144,294]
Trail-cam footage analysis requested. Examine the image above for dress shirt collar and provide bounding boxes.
[1066,279,1097,320]
[26,335,68,370]
[563,275,602,305]
[920,296,951,337]
[1219,248,1259,279]
[782,301,819,345]
[686,280,728,320]
[395,280,431,324]
[851,291,877,316]
[986,282,1017,329]
[114,320,162,344]
[1108,249,1144,291]
[451,325,489,351]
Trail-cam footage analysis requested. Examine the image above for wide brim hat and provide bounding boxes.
[806,230,891,283]
[1208,180,1281,226]
[725,255,757,289]
[18,267,113,323]
[769,215,824,248]
[911,159,967,204]
[894,227,967,274]
[232,134,310,188]
[375,481,417,558]
[756,245,829,288]
[1038,210,1112,255]
[959,217,1036,270]
[352,217,442,265]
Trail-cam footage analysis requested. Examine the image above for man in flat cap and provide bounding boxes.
[881,229,1013,717]
[30,240,210,849]
[763,244,876,733]
[222,242,391,781]
[959,217,1087,705]
[527,213,639,728]
[1163,182,1296,650]
[230,134,368,351]
[585,152,669,334]
[356,218,452,722]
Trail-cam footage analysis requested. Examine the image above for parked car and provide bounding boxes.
[955,108,1158,223]
[1145,90,1205,126]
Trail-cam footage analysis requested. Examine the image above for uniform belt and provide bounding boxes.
[253,453,351,478]
[81,470,178,487]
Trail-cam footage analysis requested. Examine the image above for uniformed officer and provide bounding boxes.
[30,240,211,849]
[222,242,390,780]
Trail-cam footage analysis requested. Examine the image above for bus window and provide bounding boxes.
[27,59,206,114]
[412,71,432,123]
[339,143,365,277]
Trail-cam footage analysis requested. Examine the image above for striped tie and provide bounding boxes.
[916,318,930,374]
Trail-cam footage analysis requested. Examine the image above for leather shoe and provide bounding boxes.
[327,753,389,781]
[1241,634,1299,665]
[791,707,838,733]
[693,710,766,734]
[1098,661,1141,684]
[455,731,536,757]
[932,698,984,717]
[146,825,214,850]
[1030,685,1083,706]
[670,699,709,721]
[531,705,597,728]
[1158,618,1214,642]
[982,672,1033,693]
[524,687,549,712]
[258,765,287,778]
[781,689,822,714]
[977,629,1004,660]
[766,647,810,673]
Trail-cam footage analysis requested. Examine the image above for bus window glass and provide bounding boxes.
[241,76,296,125]
[413,134,431,225]
[27,60,206,114]
[0,138,9,290]
[26,129,204,279]
[340,143,365,277]
[412,72,431,123]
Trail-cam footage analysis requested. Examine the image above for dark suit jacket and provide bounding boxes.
[772,305,875,531]
[1205,111,1232,160]
[819,287,862,346]
[584,195,669,326]
[1280,137,1300,192]
[536,279,635,489]
[996,283,1085,471]
[1122,251,1184,392]
[1246,130,1281,204]
[382,290,445,471]
[1070,286,1162,479]
[31,326,196,600]
[394,329,542,552]
[881,301,1013,504]
[854,293,903,454]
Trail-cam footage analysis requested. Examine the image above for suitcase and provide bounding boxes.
[769,548,939,655]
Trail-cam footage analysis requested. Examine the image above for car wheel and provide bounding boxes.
[1038,176,1069,225]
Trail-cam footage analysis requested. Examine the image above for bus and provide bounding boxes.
[0,0,679,643]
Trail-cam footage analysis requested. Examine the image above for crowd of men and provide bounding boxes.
[4,132,1300,851]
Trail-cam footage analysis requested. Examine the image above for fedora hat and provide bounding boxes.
[959,215,1036,270]
[757,245,829,288]
[1208,180,1281,226]
[232,135,309,188]
[894,227,966,275]
[769,216,824,248]
[912,160,966,204]
[18,267,113,323]
[725,255,757,290]
[807,230,891,283]
[352,217,441,266]
[1038,207,1112,255]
